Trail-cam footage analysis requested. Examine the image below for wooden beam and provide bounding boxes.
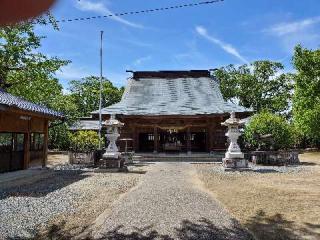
[133,125,138,152]
[187,127,191,155]
[133,124,208,129]
[43,119,49,167]
[0,106,60,120]
[23,119,31,169]
[153,127,158,153]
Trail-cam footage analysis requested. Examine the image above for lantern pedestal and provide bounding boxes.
[100,115,125,169]
[103,152,121,159]
[223,158,248,169]
[221,112,249,170]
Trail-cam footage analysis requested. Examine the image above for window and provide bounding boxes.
[30,133,44,151]
[14,134,24,151]
[0,133,12,152]
[147,134,154,141]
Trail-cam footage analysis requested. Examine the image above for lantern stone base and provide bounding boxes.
[100,151,126,169]
[99,157,125,169]
[222,158,249,170]
[103,152,121,159]
[225,151,244,159]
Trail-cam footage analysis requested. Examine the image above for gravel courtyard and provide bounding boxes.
[4,154,316,240]
[0,163,145,239]
[90,162,253,240]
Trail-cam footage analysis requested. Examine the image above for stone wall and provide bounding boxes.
[68,151,95,165]
[250,150,300,166]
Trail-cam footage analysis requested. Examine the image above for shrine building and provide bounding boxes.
[71,70,252,153]
[0,90,64,173]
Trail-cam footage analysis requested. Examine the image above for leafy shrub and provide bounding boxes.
[69,131,100,152]
[49,123,72,150]
[244,111,294,150]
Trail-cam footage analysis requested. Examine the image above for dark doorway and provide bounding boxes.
[191,132,207,152]
[159,130,187,153]
[139,133,154,152]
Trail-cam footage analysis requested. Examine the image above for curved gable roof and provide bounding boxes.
[93,72,251,116]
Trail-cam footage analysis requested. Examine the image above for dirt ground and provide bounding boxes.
[47,153,69,167]
[196,152,320,240]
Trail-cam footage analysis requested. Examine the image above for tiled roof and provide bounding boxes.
[0,90,64,118]
[69,120,99,131]
[92,73,252,116]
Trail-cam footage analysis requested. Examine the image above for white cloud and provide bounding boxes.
[56,64,127,88]
[265,16,320,36]
[75,0,143,29]
[263,16,320,53]
[133,56,151,66]
[55,64,94,81]
[105,72,129,87]
[195,26,248,64]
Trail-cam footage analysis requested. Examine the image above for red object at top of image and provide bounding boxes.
[0,0,56,25]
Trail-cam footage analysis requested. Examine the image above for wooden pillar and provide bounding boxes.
[207,119,214,153]
[206,126,210,153]
[153,126,158,153]
[132,126,137,152]
[136,129,140,153]
[209,125,214,152]
[43,119,49,168]
[187,127,191,155]
[133,125,140,153]
[23,119,31,169]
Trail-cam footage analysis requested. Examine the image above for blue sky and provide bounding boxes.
[36,0,320,89]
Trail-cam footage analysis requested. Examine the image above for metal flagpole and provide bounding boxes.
[98,30,104,149]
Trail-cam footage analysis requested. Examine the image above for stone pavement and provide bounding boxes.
[91,162,253,240]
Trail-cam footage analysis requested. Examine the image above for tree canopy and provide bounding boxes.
[0,17,69,105]
[293,45,320,146]
[69,76,124,117]
[215,61,293,114]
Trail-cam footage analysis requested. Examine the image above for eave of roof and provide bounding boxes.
[0,90,64,119]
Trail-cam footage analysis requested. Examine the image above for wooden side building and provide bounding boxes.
[71,70,252,153]
[0,90,64,173]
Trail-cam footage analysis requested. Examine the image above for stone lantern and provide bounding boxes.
[103,114,124,159]
[221,112,248,170]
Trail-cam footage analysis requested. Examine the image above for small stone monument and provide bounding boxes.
[101,114,125,169]
[221,112,249,170]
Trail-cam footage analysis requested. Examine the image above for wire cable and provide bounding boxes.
[56,0,224,23]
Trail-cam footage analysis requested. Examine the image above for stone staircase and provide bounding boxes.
[133,152,224,162]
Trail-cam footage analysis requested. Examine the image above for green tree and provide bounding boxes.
[69,76,124,117]
[0,16,74,150]
[48,94,80,150]
[0,16,69,105]
[244,111,294,150]
[215,61,293,114]
[292,45,320,146]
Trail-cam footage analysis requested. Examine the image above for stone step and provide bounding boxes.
[135,156,223,162]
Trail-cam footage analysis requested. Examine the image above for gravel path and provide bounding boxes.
[93,162,253,240]
[0,169,141,239]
